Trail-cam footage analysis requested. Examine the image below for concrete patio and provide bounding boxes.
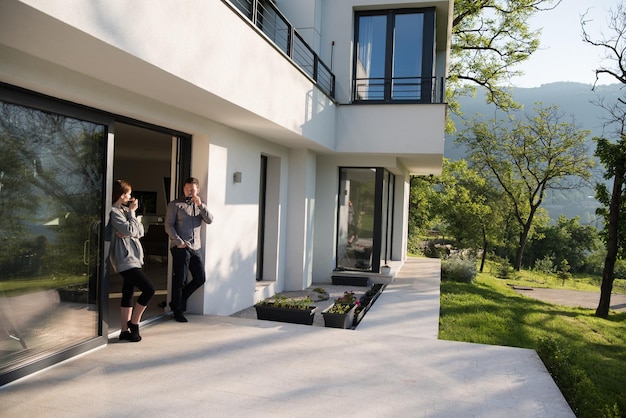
[0,258,574,417]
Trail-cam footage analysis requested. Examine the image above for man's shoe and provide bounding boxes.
[173,311,188,323]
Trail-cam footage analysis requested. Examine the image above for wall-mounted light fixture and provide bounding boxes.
[233,171,242,183]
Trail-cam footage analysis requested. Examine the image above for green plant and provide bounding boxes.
[258,296,314,310]
[441,255,477,283]
[326,303,353,314]
[534,254,555,275]
[422,239,453,259]
[496,259,511,279]
[335,291,358,306]
[536,337,617,418]
[326,291,360,314]
[556,259,571,286]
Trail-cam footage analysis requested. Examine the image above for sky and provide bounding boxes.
[510,0,621,88]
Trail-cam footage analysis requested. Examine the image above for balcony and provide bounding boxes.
[227,0,335,99]
[353,76,446,104]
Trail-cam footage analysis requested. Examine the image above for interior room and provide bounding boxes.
[110,122,174,330]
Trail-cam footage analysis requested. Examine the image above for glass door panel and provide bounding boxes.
[0,100,104,376]
[381,171,395,265]
[355,14,387,100]
[337,168,376,271]
[392,13,424,100]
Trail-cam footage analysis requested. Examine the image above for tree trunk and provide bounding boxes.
[514,225,531,271]
[480,224,487,273]
[596,167,624,318]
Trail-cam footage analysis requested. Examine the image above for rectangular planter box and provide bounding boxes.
[254,303,317,325]
[57,288,88,304]
[322,304,357,329]
[331,275,369,287]
[352,306,366,328]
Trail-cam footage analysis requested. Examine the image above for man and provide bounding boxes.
[164,177,214,322]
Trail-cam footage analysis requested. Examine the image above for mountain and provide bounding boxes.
[444,82,624,224]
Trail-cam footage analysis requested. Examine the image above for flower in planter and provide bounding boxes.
[335,291,359,306]
[257,296,314,310]
[326,303,353,314]
[326,291,360,314]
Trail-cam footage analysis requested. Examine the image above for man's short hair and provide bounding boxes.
[184,177,199,186]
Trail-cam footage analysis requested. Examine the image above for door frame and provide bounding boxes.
[0,82,192,386]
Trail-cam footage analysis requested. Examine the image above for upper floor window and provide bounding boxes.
[353,8,435,103]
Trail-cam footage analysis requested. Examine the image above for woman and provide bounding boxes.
[110,179,155,342]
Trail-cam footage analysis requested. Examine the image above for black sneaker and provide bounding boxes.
[119,330,132,341]
[173,311,188,322]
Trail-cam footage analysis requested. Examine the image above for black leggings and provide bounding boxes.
[120,268,155,307]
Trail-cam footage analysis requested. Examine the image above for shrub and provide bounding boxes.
[536,337,619,418]
[407,233,425,255]
[441,255,477,283]
[491,256,511,279]
[423,239,453,259]
[534,254,555,275]
[556,259,572,286]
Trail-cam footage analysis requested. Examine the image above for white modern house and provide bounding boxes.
[0,0,452,385]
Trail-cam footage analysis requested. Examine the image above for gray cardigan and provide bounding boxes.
[110,206,144,273]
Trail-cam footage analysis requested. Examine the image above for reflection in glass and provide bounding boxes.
[381,171,395,264]
[355,14,387,100]
[337,168,376,271]
[0,101,104,376]
[354,10,430,102]
[392,13,424,100]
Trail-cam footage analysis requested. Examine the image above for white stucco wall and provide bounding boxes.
[0,0,450,316]
[0,0,337,151]
[204,128,291,315]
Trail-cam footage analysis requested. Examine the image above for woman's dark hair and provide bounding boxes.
[112,179,132,203]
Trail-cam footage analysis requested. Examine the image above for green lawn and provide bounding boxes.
[439,272,626,418]
[487,265,626,294]
[0,274,87,296]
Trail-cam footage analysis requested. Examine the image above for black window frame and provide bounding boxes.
[352,8,436,104]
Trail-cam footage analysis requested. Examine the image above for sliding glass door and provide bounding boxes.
[337,168,394,272]
[0,90,107,384]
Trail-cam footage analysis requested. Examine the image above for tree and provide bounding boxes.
[457,104,594,271]
[594,137,626,318]
[525,215,600,273]
[582,3,626,90]
[448,0,561,118]
[582,3,626,318]
[434,159,506,272]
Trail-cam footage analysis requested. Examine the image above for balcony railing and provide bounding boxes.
[227,0,335,99]
[353,76,446,104]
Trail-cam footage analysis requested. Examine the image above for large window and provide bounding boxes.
[0,92,106,384]
[353,8,435,103]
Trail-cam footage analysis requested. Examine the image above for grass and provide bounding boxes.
[0,274,88,296]
[439,271,626,418]
[488,265,626,294]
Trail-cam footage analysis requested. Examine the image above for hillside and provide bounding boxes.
[445,82,624,224]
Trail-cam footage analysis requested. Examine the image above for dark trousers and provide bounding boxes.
[170,246,206,312]
[120,268,155,307]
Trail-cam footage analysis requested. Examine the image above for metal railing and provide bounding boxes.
[227,0,335,98]
[353,76,446,104]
